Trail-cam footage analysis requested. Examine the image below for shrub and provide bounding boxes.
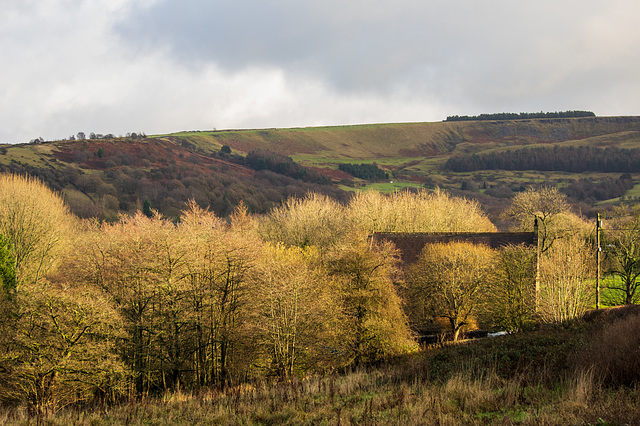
[580,310,640,386]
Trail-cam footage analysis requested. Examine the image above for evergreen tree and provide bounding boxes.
[0,233,16,294]
[143,199,153,218]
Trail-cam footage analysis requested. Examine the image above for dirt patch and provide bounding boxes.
[310,167,352,181]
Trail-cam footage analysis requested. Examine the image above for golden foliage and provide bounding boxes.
[253,244,343,377]
[538,235,595,323]
[348,189,496,234]
[178,201,262,385]
[407,242,495,340]
[259,189,496,252]
[0,173,73,285]
[0,280,128,416]
[325,237,417,364]
[258,193,349,249]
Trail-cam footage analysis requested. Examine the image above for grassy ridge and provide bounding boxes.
[165,116,640,160]
[167,121,464,159]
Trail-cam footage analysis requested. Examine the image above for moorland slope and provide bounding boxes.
[2,115,640,222]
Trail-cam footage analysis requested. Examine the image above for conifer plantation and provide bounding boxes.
[1,173,639,424]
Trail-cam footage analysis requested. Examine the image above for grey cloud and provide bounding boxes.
[3,0,640,143]
[117,0,466,93]
[117,0,640,105]
[118,1,324,68]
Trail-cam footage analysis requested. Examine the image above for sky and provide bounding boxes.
[2,0,640,144]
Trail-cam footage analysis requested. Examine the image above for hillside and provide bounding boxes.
[2,115,640,222]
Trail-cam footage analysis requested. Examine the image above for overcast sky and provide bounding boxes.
[2,0,640,143]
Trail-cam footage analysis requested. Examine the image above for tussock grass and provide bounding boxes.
[579,307,640,386]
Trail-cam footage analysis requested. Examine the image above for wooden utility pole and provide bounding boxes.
[596,213,601,310]
[534,216,540,311]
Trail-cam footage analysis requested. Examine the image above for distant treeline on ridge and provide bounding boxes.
[445,110,595,122]
[446,145,640,173]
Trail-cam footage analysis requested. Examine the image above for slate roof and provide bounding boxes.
[372,232,537,266]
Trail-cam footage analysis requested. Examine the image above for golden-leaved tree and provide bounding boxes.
[0,174,126,416]
[326,237,417,365]
[73,212,181,393]
[0,173,73,286]
[347,189,496,234]
[0,280,127,417]
[178,201,260,387]
[406,242,495,341]
[253,244,343,377]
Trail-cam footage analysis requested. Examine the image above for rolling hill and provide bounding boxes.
[2,115,640,225]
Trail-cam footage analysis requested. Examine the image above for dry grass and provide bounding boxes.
[579,308,640,386]
[2,369,636,425]
[3,307,640,425]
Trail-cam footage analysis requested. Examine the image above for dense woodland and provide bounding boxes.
[563,174,635,202]
[445,145,640,173]
[3,171,640,420]
[445,110,596,122]
[338,162,389,181]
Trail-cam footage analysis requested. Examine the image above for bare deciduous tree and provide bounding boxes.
[602,206,640,305]
[538,236,594,323]
[506,186,586,253]
[486,244,538,332]
[407,242,495,341]
[179,201,258,387]
[254,244,342,377]
[259,193,349,250]
[348,188,496,234]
